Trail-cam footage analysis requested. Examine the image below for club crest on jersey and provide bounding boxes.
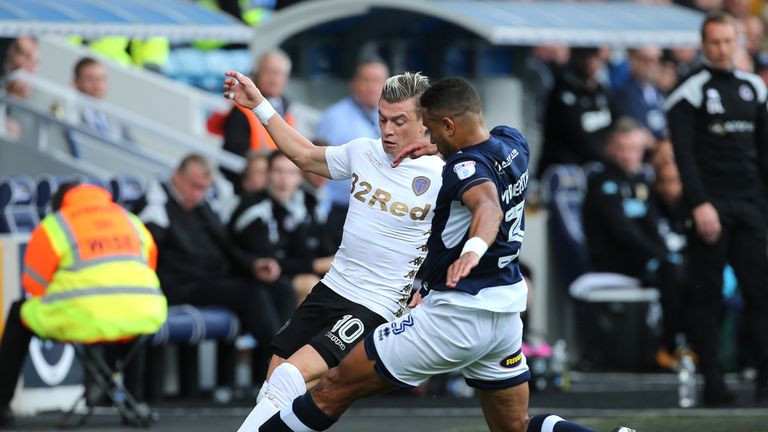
[412,176,431,196]
[453,160,476,180]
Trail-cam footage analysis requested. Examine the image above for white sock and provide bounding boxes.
[266,363,307,408]
[236,363,306,432]
[256,381,269,403]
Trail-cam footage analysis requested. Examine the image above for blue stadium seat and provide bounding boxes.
[0,176,36,208]
[110,175,146,210]
[148,306,240,346]
[36,174,79,210]
[0,205,40,233]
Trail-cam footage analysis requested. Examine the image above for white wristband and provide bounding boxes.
[252,99,277,126]
[461,237,488,258]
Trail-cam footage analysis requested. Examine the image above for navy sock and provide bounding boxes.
[527,414,594,432]
[259,392,337,432]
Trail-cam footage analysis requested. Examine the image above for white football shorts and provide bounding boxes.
[364,299,530,389]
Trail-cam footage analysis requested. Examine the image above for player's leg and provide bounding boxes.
[260,304,466,431]
[241,284,385,431]
[260,335,395,431]
[468,312,594,432]
[239,283,332,432]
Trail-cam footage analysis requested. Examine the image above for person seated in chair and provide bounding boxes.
[229,150,335,304]
[137,153,296,384]
[0,181,167,427]
[583,117,687,369]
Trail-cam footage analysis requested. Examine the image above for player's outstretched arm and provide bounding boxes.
[446,182,502,288]
[223,71,331,178]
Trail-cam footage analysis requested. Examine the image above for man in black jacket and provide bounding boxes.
[536,47,612,177]
[138,154,296,381]
[583,118,686,368]
[229,151,335,304]
[666,11,768,405]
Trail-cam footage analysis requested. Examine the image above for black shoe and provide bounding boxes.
[0,406,15,428]
[756,370,767,403]
[702,387,736,406]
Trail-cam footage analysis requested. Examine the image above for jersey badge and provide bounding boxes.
[412,176,431,196]
[453,161,476,180]
[739,84,754,101]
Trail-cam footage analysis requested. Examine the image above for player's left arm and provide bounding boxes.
[446,181,502,288]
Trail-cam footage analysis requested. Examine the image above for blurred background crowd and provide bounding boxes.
[2,0,768,423]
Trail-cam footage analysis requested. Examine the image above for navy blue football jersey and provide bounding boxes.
[420,126,529,296]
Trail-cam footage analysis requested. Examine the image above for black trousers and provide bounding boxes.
[0,301,31,407]
[685,199,768,389]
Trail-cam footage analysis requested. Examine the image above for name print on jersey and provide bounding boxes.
[351,173,432,220]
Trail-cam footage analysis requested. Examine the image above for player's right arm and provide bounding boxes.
[223,71,331,178]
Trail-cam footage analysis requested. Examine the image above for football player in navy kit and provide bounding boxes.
[256,78,604,432]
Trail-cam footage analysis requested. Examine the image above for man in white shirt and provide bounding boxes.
[223,70,443,431]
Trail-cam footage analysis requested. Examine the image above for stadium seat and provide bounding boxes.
[0,205,40,233]
[0,175,36,208]
[144,306,243,401]
[147,306,239,346]
[110,175,146,210]
[36,174,78,210]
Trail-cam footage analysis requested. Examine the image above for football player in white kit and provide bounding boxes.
[223,70,444,431]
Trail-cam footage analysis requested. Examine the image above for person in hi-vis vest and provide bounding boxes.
[0,181,167,427]
[221,49,297,194]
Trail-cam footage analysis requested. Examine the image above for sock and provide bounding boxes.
[257,381,270,403]
[267,363,307,408]
[260,393,337,432]
[528,414,595,432]
[240,363,307,432]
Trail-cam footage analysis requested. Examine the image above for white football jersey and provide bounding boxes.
[322,138,444,321]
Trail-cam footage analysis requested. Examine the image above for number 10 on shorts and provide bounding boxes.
[331,315,365,343]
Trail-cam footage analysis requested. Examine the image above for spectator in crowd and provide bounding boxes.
[313,57,389,248]
[229,151,335,304]
[583,117,687,371]
[2,37,37,98]
[738,15,764,57]
[137,154,296,383]
[0,182,167,427]
[1,37,38,140]
[70,57,132,147]
[657,51,681,95]
[221,49,295,193]
[522,44,570,126]
[666,11,768,405]
[241,151,271,195]
[301,139,330,222]
[537,47,612,177]
[614,46,668,140]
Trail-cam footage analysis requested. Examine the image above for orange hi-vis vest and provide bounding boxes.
[20,185,167,343]
[234,104,296,151]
